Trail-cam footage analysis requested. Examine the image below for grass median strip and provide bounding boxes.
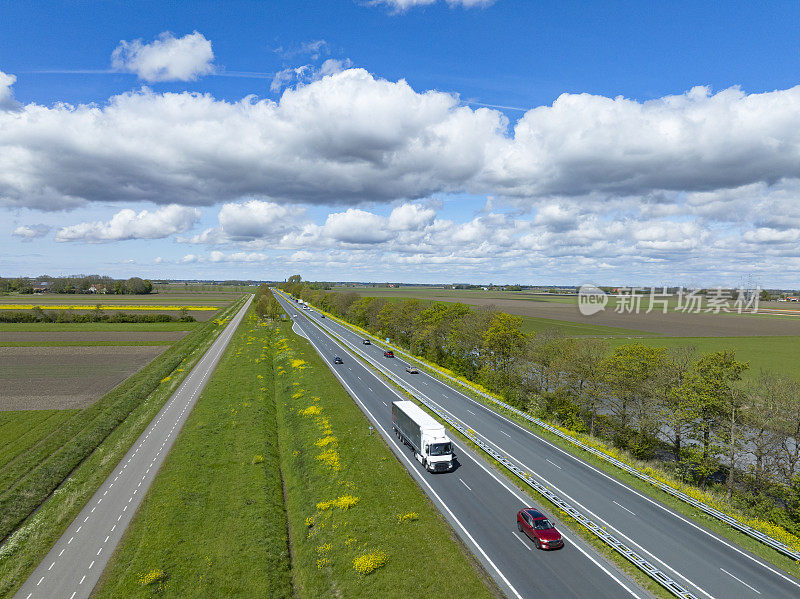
[93,311,498,598]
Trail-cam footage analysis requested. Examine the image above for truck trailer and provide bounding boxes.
[391,401,454,473]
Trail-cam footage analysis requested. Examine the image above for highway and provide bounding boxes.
[276,291,800,599]
[14,296,252,599]
[280,293,649,599]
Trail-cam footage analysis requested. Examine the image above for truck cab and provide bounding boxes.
[423,440,454,472]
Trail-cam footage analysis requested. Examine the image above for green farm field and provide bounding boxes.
[0,322,196,332]
[607,335,800,381]
[95,310,496,599]
[0,291,243,308]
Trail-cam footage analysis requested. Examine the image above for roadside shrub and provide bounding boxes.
[352,551,388,575]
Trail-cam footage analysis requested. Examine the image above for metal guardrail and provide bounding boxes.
[285,291,800,567]
[278,293,699,599]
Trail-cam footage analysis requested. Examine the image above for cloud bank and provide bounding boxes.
[1,68,799,216]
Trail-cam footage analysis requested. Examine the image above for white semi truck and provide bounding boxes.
[391,401,454,473]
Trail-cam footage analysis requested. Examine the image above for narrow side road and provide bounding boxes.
[14,296,252,599]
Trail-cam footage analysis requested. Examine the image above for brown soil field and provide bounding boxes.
[452,297,800,337]
[341,289,800,337]
[0,346,168,410]
[0,331,190,344]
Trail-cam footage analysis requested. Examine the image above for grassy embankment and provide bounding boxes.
[0,297,246,599]
[94,311,497,598]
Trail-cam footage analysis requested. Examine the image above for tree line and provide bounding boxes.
[0,275,154,295]
[280,278,800,534]
[253,284,284,320]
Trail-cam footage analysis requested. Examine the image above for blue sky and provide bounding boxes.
[2,0,799,285]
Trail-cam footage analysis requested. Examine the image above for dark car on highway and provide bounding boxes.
[362,339,371,345]
[333,356,343,364]
[383,350,394,357]
[516,509,564,550]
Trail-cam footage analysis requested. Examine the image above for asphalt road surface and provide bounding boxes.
[278,293,649,599]
[14,296,252,599]
[278,292,800,599]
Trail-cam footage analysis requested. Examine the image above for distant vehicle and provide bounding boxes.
[383,350,394,357]
[320,314,325,318]
[333,356,343,364]
[405,366,419,374]
[362,339,371,345]
[516,509,564,550]
[391,400,453,473]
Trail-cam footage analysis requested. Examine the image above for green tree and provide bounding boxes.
[563,338,609,436]
[602,343,666,452]
[254,296,269,320]
[481,312,525,384]
[656,346,699,462]
[125,277,152,294]
[741,372,786,490]
[683,350,748,490]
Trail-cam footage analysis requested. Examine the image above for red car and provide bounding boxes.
[383,350,394,357]
[516,509,564,550]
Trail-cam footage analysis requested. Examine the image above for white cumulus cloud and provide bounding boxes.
[12,224,50,240]
[0,70,19,111]
[369,0,496,12]
[55,204,200,243]
[111,31,215,82]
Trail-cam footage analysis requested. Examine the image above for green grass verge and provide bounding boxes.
[0,297,247,599]
[0,411,79,472]
[93,311,497,598]
[0,322,195,332]
[93,310,292,598]
[272,321,497,598]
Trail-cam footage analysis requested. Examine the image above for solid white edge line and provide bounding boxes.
[286,301,525,599]
[281,292,644,599]
[314,304,800,592]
